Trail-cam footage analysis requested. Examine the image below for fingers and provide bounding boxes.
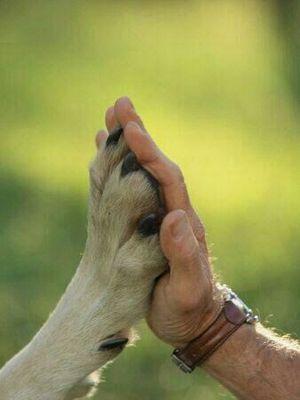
[123,119,206,243]
[114,97,145,130]
[160,210,202,285]
[123,120,188,202]
[105,97,144,133]
[103,97,206,243]
[113,98,189,205]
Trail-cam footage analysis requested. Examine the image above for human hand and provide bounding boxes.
[100,97,223,348]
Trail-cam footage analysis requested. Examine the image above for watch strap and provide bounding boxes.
[172,298,251,373]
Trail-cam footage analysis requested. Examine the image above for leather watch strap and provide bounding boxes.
[172,298,249,373]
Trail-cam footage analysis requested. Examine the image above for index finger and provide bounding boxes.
[125,121,191,211]
[113,97,191,204]
[114,97,206,243]
[125,120,206,245]
[113,98,189,209]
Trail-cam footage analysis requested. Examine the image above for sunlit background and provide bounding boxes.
[1,1,300,399]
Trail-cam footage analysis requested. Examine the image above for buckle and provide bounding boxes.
[171,351,193,373]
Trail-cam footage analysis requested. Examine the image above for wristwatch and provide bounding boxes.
[172,285,259,373]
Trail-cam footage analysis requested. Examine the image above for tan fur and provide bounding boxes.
[0,135,166,399]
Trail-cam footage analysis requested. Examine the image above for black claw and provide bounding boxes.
[138,213,161,237]
[98,337,129,351]
[106,127,123,147]
[142,169,159,191]
[121,152,140,177]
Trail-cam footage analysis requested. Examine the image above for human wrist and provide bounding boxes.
[171,285,259,372]
[166,283,224,349]
[201,323,267,400]
[193,283,225,338]
[203,322,257,371]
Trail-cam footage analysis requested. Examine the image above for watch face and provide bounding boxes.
[224,298,247,325]
[227,290,258,324]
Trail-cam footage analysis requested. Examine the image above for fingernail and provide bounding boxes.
[171,212,189,240]
[126,97,134,108]
[127,120,140,130]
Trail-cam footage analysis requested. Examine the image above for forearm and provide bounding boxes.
[0,260,126,400]
[203,323,300,400]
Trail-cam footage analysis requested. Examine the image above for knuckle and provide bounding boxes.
[185,249,200,267]
[183,296,200,311]
[170,162,184,181]
[177,241,200,265]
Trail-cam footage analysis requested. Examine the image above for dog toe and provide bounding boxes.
[121,152,141,176]
[106,127,123,147]
[138,213,161,237]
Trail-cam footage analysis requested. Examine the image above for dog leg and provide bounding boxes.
[0,129,166,399]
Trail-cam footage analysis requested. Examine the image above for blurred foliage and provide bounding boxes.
[0,1,300,399]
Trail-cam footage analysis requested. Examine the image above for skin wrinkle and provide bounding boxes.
[109,97,300,400]
[204,323,300,399]
[4,96,298,399]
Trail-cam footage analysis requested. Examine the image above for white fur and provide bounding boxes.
[0,136,166,399]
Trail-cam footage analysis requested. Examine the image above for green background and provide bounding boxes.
[1,1,299,399]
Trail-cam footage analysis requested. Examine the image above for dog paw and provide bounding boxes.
[85,127,166,327]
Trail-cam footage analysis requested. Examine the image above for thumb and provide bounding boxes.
[160,209,202,284]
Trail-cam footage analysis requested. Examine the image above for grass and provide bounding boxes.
[0,1,299,398]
